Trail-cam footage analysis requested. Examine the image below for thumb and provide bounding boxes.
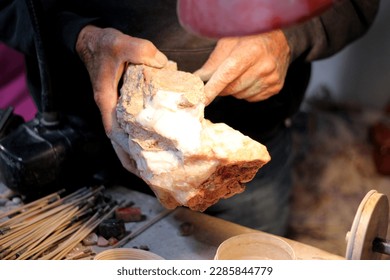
[122,36,168,68]
[145,49,169,68]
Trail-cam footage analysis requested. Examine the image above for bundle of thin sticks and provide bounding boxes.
[0,186,122,260]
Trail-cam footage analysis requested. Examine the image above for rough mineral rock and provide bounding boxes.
[115,62,271,211]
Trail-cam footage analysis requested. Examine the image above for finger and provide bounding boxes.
[121,35,168,68]
[110,121,139,175]
[247,83,284,102]
[203,56,249,105]
[220,71,257,96]
[92,62,124,136]
[94,88,118,137]
[226,61,285,98]
[233,81,283,102]
[227,77,264,100]
[193,39,234,81]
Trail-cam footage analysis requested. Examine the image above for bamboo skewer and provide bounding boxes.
[12,208,81,259]
[1,209,78,260]
[0,204,81,257]
[0,186,102,229]
[42,204,120,260]
[0,217,50,250]
[114,208,174,248]
[0,194,61,228]
[0,185,119,260]
[25,221,84,260]
[0,202,76,246]
[22,205,94,259]
[0,187,93,229]
[1,186,100,234]
[65,248,95,260]
[0,190,63,221]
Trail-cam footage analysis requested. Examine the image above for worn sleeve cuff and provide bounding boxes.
[282,17,326,63]
[282,0,379,63]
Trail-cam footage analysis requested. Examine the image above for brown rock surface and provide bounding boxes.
[115,62,270,211]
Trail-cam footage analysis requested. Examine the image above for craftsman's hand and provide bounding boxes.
[75,25,168,137]
[75,25,168,173]
[194,30,290,105]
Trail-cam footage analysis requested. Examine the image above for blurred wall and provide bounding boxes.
[305,0,390,109]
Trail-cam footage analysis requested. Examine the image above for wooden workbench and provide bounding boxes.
[100,186,344,260]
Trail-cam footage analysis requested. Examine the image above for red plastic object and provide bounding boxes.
[177,0,337,38]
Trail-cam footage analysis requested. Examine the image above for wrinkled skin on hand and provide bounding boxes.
[194,30,291,105]
[76,25,168,135]
[75,25,168,170]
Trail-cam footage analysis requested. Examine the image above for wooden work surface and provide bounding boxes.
[0,184,344,260]
[100,186,344,260]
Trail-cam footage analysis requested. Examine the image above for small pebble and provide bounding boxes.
[115,207,144,222]
[179,222,194,236]
[11,196,22,205]
[98,219,126,239]
[82,232,98,246]
[108,237,118,246]
[97,236,109,247]
[139,245,149,251]
[5,200,16,207]
[0,198,8,207]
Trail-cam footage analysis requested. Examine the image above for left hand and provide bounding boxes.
[194,30,291,105]
[75,25,168,138]
[75,25,168,175]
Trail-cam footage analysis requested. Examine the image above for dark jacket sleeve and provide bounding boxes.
[57,11,101,54]
[282,0,380,62]
[0,0,98,55]
[0,0,34,54]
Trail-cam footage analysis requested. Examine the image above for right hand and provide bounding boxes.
[194,30,290,106]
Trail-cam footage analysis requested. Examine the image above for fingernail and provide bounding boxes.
[154,51,168,67]
[193,69,210,82]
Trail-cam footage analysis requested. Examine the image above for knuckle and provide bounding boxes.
[132,39,156,57]
[272,82,284,94]
[100,31,124,56]
[274,82,284,92]
[138,39,155,51]
[261,58,277,73]
[224,57,240,71]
